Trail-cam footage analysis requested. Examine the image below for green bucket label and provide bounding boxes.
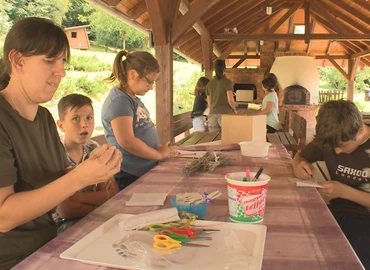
[228,183,268,222]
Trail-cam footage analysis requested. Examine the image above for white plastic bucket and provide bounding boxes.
[225,172,270,223]
[238,141,271,157]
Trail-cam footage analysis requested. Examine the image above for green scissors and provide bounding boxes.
[153,235,208,251]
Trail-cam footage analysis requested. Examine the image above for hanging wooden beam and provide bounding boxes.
[304,0,310,43]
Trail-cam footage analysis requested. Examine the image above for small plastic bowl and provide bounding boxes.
[170,196,208,217]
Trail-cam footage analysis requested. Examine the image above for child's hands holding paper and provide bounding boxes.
[318,181,346,201]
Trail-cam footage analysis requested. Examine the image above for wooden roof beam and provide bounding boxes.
[101,0,121,7]
[232,55,248,68]
[328,58,349,80]
[171,0,219,44]
[212,34,370,41]
[352,48,370,58]
[267,1,302,33]
[127,1,146,19]
[285,13,296,52]
[219,39,243,60]
[179,0,221,57]
[306,20,316,53]
[315,55,350,59]
[310,1,345,33]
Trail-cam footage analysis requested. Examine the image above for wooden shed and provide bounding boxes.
[64,25,91,50]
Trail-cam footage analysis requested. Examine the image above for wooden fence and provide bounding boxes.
[318,90,344,103]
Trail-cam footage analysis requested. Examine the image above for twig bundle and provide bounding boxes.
[182,151,233,176]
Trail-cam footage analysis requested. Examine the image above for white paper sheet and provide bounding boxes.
[126,193,168,206]
[295,180,324,188]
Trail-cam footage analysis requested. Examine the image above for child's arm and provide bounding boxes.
[69,178,119,206]
[56,198,96,220]
[111,116,173,160]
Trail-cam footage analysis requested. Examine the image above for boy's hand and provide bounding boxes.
[294,160,314,179]
[318,181,346,201]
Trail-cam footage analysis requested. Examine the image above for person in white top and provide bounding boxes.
[253,77,280,133]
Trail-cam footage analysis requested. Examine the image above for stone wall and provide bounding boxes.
[224,68,267,100]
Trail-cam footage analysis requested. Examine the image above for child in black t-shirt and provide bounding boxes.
[191,77,210,131]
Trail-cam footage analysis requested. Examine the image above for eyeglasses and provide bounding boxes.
[143,76,156,87]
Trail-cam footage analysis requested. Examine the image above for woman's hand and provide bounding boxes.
[73,145,122,189]
[318,181,346,201]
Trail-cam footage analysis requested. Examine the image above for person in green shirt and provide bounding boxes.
[206,60,237,132]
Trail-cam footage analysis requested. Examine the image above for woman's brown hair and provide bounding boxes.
[194,77,210,96]
[0,17,70,90]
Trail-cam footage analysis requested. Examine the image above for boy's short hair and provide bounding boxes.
[58,94,93,120]
[313,100,363,149]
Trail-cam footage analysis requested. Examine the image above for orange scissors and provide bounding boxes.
[153,235,208,251]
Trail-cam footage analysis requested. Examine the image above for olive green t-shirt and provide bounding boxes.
[206,75,234,114]
[0,94,69,269]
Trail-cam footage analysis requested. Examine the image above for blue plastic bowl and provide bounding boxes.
[170,196,208,217]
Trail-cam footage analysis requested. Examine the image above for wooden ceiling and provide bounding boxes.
[89,0,370,69]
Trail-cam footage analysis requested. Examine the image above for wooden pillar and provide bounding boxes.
[155,44,174,144]
[201,36,213,79]
[347,57,359,101]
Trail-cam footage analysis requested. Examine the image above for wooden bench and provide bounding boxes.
[176,131,221,146]
[267,112,306,157]
[278,107,290,132]
[173,111,193,139]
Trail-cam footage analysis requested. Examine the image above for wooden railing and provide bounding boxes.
[173,111,192,138]
[318,90,344,103]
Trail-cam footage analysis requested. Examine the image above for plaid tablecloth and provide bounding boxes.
[13,144,363,270]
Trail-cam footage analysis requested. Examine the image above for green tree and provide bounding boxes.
[62,0,94,27]
[89,9,145,51]
[4,0,69,25]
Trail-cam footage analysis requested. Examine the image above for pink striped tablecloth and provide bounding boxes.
[13,144,364,270]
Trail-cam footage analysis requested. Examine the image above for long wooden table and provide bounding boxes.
[13,144,363,269]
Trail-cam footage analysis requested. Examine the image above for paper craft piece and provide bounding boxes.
[295,180,324,188]
[312,161,330,182]
[175,150,207,158]
[125,193,168,206]
[118,208,180,231]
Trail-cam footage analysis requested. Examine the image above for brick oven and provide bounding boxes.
[270,53,320,129]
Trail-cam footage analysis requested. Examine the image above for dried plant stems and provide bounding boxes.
[182,151,233,176]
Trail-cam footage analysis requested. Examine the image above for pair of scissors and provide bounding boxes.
[164,227,219,237]
[153,235,208,251]
[158,229,212,241]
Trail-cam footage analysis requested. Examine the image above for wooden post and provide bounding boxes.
[155,45,174,144]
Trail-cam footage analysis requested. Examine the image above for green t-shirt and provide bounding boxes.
[0,94,69,269]
[206,75,234,114]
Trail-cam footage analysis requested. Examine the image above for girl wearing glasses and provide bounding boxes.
[101,51,173,190]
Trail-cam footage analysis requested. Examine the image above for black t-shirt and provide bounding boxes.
[0,94,69,269]
[300,140,370,217]
[191,93,207,118]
